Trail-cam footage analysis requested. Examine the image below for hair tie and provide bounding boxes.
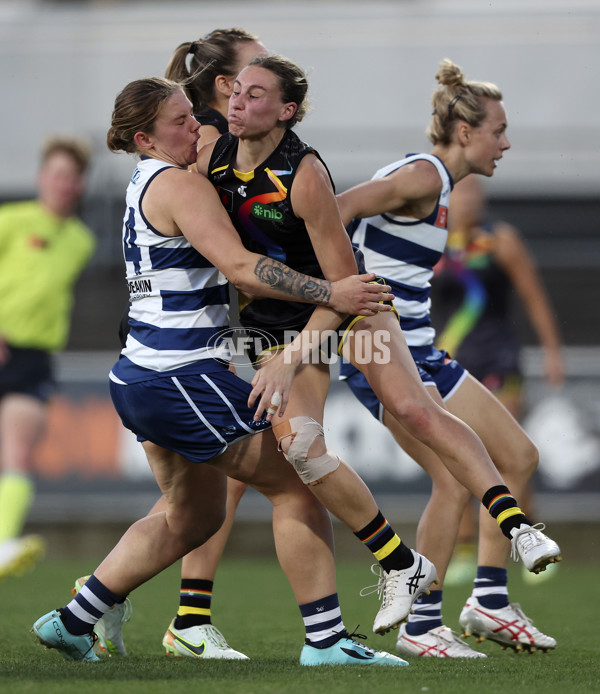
[448,92,463,112]
[188,41,198,55]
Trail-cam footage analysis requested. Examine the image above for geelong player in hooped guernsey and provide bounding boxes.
[339,151,463,404]
[336,59,562,658]
[347,153,452,350]
[110,156,231,385]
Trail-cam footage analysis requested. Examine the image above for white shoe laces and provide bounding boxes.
[359,564,400,609]
[509,603,555,643]
[402,625,483,657]
[507,603,544,636]
[510,603,531,624]
[201,624,232,649]
[510,522,546,562]
[439,627,479,654]
[359,564,386,599]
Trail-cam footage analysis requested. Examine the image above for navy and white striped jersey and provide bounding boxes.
[350,153,453,347]
[110,157,230,384]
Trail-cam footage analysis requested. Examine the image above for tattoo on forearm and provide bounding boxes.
[255,257,332,304]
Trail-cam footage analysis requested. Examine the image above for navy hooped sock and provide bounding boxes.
[60,574,121,635]
[300,593,346,648]
[405,590,443,636]
[472,566,509,609]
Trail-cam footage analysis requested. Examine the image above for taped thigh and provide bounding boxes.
[272,416,340,485]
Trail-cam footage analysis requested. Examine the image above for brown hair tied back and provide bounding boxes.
[107,77,182,155]
[165,28,260,113]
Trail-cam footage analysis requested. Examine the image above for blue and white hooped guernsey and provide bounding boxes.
[110,157,230,385]
[350,153,453,347]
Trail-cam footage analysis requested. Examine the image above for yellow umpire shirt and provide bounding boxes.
[0,201,96,351]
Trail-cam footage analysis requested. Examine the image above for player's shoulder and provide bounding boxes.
[406,156,444,180]
[154,166,209,200]
[388,157,443,197]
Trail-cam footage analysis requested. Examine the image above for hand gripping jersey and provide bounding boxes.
[110,157,230,384]
[207,129,332,332]
[349,153,453,348]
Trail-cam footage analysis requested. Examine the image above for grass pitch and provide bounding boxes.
[1,555,599,694]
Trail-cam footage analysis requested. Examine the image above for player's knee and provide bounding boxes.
[388,396,437,438]
[435,477,471,509]
[506,435,539,478]
[189,514,224,550]
[227,478,249,507]
[527,440,540,473]
[171,505,225,552]
[272,416,340,485]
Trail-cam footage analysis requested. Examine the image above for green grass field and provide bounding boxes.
[1,555,599,694]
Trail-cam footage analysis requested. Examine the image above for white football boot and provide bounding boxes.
[459,597,557,653]
[510,523,562,574]
[396,623,486,658]
[163,620,249,660]
[73,575,132,656]
[360,550,438,634]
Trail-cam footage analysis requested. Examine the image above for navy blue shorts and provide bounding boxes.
[110,360,271,464]
[340,344,467,422]
[0,347,55,403]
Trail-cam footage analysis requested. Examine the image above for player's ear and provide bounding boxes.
[134,131,154,151]
[280,102,297,124]
[215,75,234,98]
[456,121,471,146]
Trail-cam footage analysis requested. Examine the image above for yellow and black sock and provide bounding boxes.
[482,485,531,539]
[173,579,213,629]
[355,511,414,573]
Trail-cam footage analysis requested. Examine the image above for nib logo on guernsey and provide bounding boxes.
[251,202,283,221]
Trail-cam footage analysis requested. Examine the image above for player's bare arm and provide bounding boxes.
[152,168,391,315]
[337,159,443,224]
[293,154,359,282]
[196,139,219,176]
